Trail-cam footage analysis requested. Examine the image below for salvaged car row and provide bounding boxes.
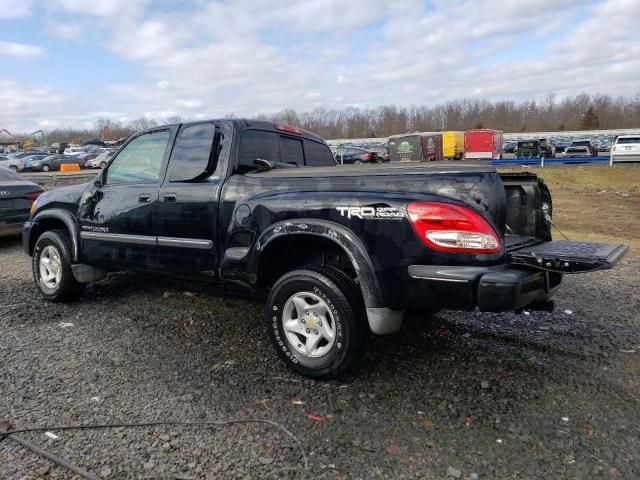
[333,131,636,164]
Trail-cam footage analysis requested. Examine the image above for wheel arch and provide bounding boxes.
[31,209,80,261]
[253,219,384,309]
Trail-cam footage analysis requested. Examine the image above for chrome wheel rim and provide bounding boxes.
[282,291,336,358]
[39,245,62,289]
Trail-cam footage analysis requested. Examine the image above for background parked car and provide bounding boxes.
[85,150,115,168]
[0,156,25,172]
[48,142,69,154]
[76,152,98,168]
[612,135,640,153]
[611,135,640,162]
[21,154,50,171]
[365,145,390,162]
[334,146,381,164]
[64,146,86,156]
[0,166,44,237]
[539,138,555,157]
[554,142,570,155]
[561,146,591,157]
[515,140,541,158]
[503,141,517,154]
[570,139,598,156]
[24,154,83,172]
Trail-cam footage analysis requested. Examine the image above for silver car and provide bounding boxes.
[0,156,25,172]
[85,151,115,169]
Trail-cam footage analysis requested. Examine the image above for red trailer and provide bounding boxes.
[464,129,503,160]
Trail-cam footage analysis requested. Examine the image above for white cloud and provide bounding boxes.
[3,0,640,131]
[0,41,45,58]
[49,0,149,18]
[0,0,33,18]
[46,21,84,40]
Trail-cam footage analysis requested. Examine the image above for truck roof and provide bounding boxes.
[157,118,326,144]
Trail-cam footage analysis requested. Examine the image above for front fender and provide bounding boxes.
[252,219,385,309]
[30,209,80,261]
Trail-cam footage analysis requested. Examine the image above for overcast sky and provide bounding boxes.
[0,0,638,132]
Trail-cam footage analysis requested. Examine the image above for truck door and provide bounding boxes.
[156,121,224,276]
[77,128,173,267]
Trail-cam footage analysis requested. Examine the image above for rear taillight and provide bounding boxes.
[407,201,501,253]
[24,191,43,200]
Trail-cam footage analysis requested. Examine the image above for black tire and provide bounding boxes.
[41,164,50,172]
[9,165,18,172]
[100,161,107,169]
[266,266,368,379]
[32,229,85,302]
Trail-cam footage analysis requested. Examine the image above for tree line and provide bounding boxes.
[30,92,640,144]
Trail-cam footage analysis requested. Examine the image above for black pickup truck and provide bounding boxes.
[23,119,628,378]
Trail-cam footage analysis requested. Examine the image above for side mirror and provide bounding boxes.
[253,158,273,171]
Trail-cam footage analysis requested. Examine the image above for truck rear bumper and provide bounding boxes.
[407,264,562,312]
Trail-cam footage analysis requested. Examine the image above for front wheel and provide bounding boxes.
[32,229,85,302]
[266,267,368,379]
[9,165,18,172]
[41,164,50,172]
[99,161,107,169]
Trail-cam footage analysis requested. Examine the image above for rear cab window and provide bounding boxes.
[304,140,335,166]
[238,129,335,170]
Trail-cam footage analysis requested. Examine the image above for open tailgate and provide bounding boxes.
[508,240,628,273]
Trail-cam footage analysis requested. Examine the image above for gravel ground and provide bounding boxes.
[1,234,639,479]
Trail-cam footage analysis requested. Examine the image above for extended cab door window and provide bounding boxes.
[106,130,170,185]
[168,123,218,181]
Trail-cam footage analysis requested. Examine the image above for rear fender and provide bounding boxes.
[253,219,385,309]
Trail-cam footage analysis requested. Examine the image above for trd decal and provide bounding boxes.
[336,206,405,220]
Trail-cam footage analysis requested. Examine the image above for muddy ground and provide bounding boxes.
[1,166,639,479]
[1,248,639,479]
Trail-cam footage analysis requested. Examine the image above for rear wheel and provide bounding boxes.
[9,165,18,172]
[266,266,368,379]
[41,164,50,172]
[32,229,85,302]
[100,161,107,169]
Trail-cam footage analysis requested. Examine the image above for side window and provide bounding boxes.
[238,130,279,170]
[280,136,304,166]
[169,123,216,182]
[106,130,170,185]
[304,140,335,166]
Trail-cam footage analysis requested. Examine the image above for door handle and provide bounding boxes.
[163,193,177,202]
[138,193,152,203]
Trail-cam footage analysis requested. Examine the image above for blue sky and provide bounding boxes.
[0,0,638,132]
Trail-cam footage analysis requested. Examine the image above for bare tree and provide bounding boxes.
[130,116,158,132]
